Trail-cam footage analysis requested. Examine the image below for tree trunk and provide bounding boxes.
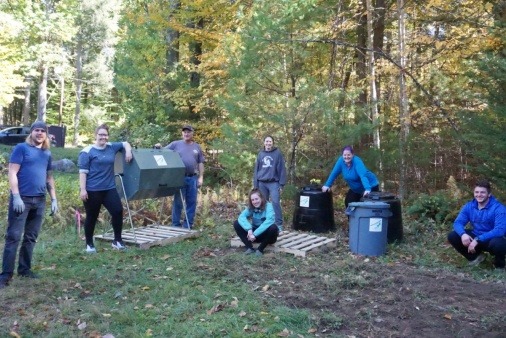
[22,80,31,125]
[74,39,83,146]
[37,65,48,121]
[355,0,368,111]
[166,0,180,70]
[397,0,409,199]
[367,0,381,153]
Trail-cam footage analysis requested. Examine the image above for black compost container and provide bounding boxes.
[362,191,403,243]
[292,185,336,233]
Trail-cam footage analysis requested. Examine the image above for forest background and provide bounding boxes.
[1,0,505,202]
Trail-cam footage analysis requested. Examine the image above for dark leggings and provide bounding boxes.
[83,189,124,245]
[233,220,279,253]
[345,185,380,208]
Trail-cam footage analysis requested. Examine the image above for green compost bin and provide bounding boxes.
[114,148,185,200]
[346,201,392,256]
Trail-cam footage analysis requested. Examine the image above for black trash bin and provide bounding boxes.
[362,191,403,243]
[292,184,336,233]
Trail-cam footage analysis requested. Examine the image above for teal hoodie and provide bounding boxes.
[238,202,275,237]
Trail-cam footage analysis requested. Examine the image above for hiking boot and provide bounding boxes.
[244,248,256,255]
[86,244,97,254]
[19,271,39,279]
[468,253,486,266]
[112,240,127,250]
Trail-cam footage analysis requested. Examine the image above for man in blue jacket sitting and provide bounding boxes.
[447,179,506,269]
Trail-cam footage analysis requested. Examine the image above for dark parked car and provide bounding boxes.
[0,126,57,146]
[0,126,31,145]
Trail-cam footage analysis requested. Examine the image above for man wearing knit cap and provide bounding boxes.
[0,120,58,289]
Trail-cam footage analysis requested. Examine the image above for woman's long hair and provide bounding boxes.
[247,189,267,210]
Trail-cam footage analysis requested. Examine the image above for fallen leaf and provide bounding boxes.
[207,303,224,315]
[102,313,111,317]
[77,321,87,330]
[308,328,317,333]
[141,286,150,291]
[230,297,239,307]
[239,311,247,317]
[9,332,21,338]
[145,329,153,336]
[145,304,154,309]
[166,267,173,271]
[262,284,270,291]
[277,328,290,336]
[444,314,452,320]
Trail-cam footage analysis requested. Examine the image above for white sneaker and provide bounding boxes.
[469,253,485,266]
[86,244,97,253]
[112,240,127,250]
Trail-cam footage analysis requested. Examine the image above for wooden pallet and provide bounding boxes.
[95,224,200,250]
[230,231,337,257]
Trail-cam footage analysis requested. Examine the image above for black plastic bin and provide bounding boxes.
[292,185,336,233]
[362,191,403,243]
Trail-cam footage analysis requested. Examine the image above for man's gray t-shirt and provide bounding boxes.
[166,140,205,175]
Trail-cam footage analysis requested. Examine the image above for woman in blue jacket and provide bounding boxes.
[233,189,279,256]
[322,145,379,207]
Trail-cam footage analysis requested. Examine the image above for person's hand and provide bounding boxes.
[461,234,473,247]
[80,189,88,201]
[51,198,58,215]
[12,193,25,213]
[322,186,330,192]
[197,176,203,188]
[468,238,478,254]
[125,150,133,163]
[247,230,256,242]
[363,190,371,197]
[153,143,162,149]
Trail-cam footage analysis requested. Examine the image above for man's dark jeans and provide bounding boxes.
[447,230,506,268]
[1,195,46,277]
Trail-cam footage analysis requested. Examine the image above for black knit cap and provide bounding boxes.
[30,121,47,132]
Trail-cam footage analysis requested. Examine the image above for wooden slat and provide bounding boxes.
[95,224,200,249]
[230,231,336,257]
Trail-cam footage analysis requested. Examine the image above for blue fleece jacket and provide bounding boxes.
[237,202,275,237]
[453,195,506,242]
[324,155,379,194]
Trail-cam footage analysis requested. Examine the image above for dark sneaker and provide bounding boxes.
[112,240,127,250]
[19,271,39,279]
[254,250,263,257]
[0,276,11,289]
[468,253,486,266]
[86,244,97,254]
[244,248,256,255]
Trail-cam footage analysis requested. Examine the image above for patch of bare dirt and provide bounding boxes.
[229,249,506,337]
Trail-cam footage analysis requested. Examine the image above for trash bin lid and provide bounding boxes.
[363,191,397,201]
[348,201,390,209]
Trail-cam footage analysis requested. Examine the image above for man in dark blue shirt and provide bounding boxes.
[0,121,58,289]
[447,179,506,269]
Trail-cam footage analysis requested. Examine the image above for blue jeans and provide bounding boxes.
[1,194,46,277]
[172,176,198,228]
[258,181,283,230]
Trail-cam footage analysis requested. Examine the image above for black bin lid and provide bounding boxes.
[363,191,397,201]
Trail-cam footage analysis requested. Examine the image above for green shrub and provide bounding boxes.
[406,190,460,225]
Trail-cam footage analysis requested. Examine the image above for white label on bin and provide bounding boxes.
[369,218,383,232]
[154,155,168,166]
[299,196,310,208]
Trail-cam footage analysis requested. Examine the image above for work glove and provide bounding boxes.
[51,198,58,215]
[12,194,25,213]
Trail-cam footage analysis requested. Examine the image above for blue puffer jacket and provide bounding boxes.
[453,195,506,242]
